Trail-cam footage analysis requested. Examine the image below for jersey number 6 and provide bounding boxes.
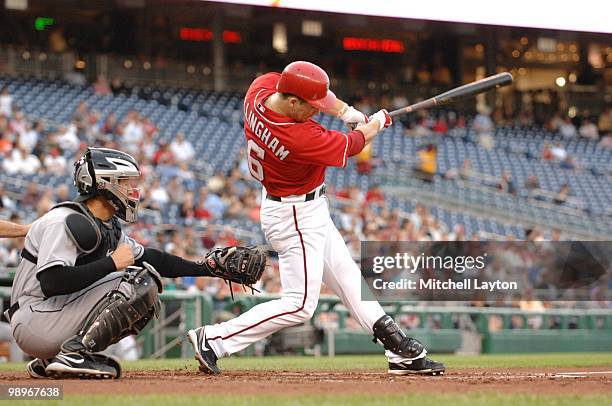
[247,139,265,181]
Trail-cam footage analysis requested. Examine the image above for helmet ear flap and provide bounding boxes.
[74,149,96,195]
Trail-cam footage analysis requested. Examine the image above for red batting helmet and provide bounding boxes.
[277,61,337,110]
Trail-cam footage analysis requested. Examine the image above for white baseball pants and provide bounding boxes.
[205,192,421,363]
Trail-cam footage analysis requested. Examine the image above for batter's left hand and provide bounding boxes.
[340,106,368,131]
[370,109,392,130]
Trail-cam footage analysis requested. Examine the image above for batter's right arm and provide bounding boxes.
[322,98,351,117]
[321,96,391,146]
[320,98,370,131]
[0,219,30,238]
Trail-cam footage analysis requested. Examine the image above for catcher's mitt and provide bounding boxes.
[202,246,267,298]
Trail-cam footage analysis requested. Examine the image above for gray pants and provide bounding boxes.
[10,272,131,359]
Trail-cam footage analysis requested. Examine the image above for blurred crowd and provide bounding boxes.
[352,88,611,145]
[0,81,609,320]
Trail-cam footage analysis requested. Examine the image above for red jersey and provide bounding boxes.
[243,73,365,196]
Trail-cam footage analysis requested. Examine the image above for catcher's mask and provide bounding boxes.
[74,147,141,223]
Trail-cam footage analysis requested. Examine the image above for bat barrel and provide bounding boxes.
[388,72,513,118]
[436,72,513,102]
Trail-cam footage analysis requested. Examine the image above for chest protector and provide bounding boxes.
[52,202,123,265]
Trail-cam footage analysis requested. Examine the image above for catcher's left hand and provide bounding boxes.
[202,246,266,289]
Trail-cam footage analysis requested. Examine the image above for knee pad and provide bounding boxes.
[371,315,425,359]
[122,262,163,318]
[61,264,163,353]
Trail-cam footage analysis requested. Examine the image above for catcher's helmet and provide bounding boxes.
[277,61,337,110]
[74,147,141,223]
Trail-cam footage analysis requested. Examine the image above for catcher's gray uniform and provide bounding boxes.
[9,205,144,359]
[7,147,265,380]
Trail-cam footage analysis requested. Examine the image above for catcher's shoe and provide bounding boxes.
[45,352,121,379]
[388,357,446,376]
[26,358,50,379]
[188,327,220,375]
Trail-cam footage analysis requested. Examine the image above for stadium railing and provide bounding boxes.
[137,290,214,359]
[225,294,612,356]
[380,174,610,240]
[1,285,610,358]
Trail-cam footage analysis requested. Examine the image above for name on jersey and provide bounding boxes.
[244,103,290,161]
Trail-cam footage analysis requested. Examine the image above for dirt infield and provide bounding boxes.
[1,367,611,396]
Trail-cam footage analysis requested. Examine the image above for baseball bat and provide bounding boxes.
[388,72,514,118]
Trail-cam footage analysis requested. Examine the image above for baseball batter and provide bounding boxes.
[189,61,445,375]
[6,147,265,379]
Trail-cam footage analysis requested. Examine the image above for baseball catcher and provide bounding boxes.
[5,147,265,379]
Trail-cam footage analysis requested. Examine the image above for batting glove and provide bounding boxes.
[339,106,369,130]
[370,109,392,130]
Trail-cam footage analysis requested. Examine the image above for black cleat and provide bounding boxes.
[188,327,221,375]
[26,358,50,379]
[388,357,446,376]
[45,352,121,379]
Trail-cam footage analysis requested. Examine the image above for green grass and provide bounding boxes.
[3,352,610,372]
[14,393,612,406]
